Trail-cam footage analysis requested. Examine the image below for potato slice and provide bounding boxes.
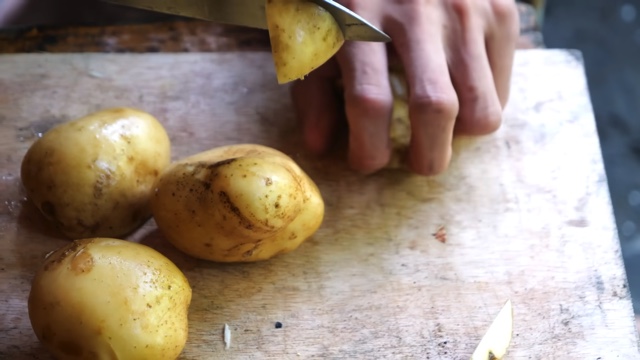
[266,0,345,84]
[470,299,514,360]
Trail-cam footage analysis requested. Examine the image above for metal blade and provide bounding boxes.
[308,0,390,42]
[104,0,268,30]
[102,0,391,42]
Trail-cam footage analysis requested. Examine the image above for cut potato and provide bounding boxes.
[151,144,325,262]
[470,299,514,360]
[266,0,345,84]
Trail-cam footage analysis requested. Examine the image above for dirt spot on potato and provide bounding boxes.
[218,191,254,231]
[70,248,94,274]
[43,239,94,272]
[242,240,263,258]
[201,181,212,190]
[208,158,238,169]
[41,201,56,218]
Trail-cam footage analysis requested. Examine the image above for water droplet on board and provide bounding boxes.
[628,190,640,206]
[622,235,640,256]
[622,220,637,237]
[621,3,637,23]
[4,200,21,214]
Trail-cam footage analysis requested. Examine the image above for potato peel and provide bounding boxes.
[266,0,345,84]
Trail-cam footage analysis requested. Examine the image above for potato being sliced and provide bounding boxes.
[266,0,345,84]
[388,70,411,169]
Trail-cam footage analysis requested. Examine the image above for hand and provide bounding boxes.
[291,0,520,175]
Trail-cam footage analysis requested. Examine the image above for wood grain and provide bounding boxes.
[0,49,638,359]
[0,21,271,54]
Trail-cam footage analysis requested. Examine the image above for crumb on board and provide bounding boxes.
[432,225,447,243]
[275,321,283,329]
[223,323,231,349]
[88,71,105,79]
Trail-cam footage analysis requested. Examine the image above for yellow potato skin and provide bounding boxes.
[151,144,325,262]
[266,0,345,84]
[20,108,171,239]
[388,70,411,169]
[28,238,192,360]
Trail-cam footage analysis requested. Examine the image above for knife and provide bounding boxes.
[470,299,514,360]
[102,0,391,42]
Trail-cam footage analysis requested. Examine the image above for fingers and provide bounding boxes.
[388,3,459,176]
[291,60,341,154]
[485,0,520,107]
[445,0,503,135]
[337,41,393,174]
[294,0,520,177]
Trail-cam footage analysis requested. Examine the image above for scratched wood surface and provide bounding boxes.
[0,50,638,359]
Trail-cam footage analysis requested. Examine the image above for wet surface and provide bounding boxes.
[544,0,640,312]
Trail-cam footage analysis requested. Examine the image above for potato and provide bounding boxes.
[387,70,411,169]
[266,0,345,84]
[334,70,410,169]
[20,107,171,239]
[28,238,192,360]
[151,144,325,262]
[471,300,513,360]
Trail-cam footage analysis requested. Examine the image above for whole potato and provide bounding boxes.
[151,144,325,262]
[28,238,192,360]
[20,107,171,239]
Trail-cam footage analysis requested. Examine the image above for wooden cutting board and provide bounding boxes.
[0,50,638,359]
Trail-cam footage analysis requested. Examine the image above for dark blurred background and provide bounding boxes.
[544,0,640,313]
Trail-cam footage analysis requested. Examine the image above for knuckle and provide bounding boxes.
[347,86,393,116]
[449,0,473,18]
[411,93,459,122]
[489,0,518,23]
[459,103,503,135]
[389,0,428,23]
[475,109,503,134]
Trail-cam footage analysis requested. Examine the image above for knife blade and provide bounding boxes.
[102,0,391,42]
[470,299,514,360]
